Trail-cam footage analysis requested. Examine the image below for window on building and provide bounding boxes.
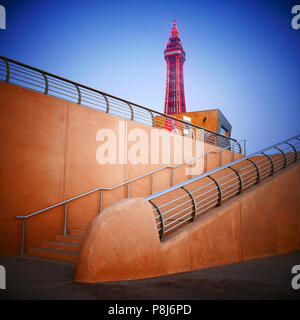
[183,116,192,136]
[220,126,229,136]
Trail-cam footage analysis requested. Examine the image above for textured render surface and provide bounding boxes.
[154,197,242,275]
[240,161,300,260]
[74,198,162,282]
[0,82,241,255]
[75,162,300,283]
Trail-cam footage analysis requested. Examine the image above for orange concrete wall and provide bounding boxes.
[0,82,242,255]
[74,162,300,283]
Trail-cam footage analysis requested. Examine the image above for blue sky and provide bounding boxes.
[0,0,299,153]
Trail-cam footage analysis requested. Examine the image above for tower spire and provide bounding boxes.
[171,20,178,37]
[164,21,186,115]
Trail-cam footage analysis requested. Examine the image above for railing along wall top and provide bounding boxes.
[0,55,238,149]
[2,54,244,253]
[146,135,300,240]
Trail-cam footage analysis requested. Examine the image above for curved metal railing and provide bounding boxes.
[146,135,300,240]
[16,139,245,254]
[0,55,238,149]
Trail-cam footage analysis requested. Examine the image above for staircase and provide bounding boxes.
[26,224,89,263]
[20,146,245,263]
[24,140,300,262]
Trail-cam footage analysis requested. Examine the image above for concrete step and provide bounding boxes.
[69,229,86,236]
[78,223,89,230]
[55,234,84,244]
[41,240,81,252]
[26,247,78,263]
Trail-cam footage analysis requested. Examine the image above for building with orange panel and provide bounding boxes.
[172,109,232,137]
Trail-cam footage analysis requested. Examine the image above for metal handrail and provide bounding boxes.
[16,139,244,219]
[146,134,300,240]
[0,55,237,150]
[2,54,243,253]
[146,135,299,200]
[16,138,244,254]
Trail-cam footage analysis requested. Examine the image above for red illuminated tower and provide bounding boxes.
[164,21,186,115]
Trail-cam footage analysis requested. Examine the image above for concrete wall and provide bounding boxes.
[74,162,300,283]
[0,82,242,255]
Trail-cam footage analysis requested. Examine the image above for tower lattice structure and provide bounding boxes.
[164,21,186,115]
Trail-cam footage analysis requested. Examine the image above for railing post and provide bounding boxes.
[262,152,274,176]
[234,141,241,154]
[170,119,176,133]
[246,158,260,184]
[228,166,243,194]
[41,72,48,94]
[99,191,103,213]
[127,183,130,198]
[103,94,110,113]
[149,200,165,240]
[285,142,297,163]
[149,110,155,127]
[208,175,222,206]
[63,203,68,235]
[181,186,197,221]
[244,139,247,155]
[151,173,154,195]
[3,58,10,83]
[274,146,287,169]
[74,84,81,104]
[21,220,26,255]
[127,103,134,121]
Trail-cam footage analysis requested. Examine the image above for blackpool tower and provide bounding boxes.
[164,21,186,115]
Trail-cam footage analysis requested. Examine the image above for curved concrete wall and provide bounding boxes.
[0,82,242,255]
[74,162,300,283]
